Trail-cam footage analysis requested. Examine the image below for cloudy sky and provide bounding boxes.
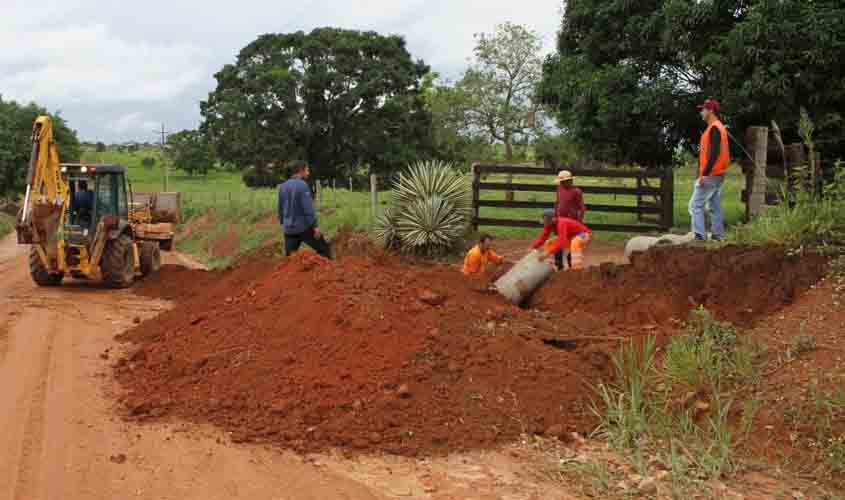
[2,0,563,143]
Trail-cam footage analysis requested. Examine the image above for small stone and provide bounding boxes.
[369,432,382,444]
[419,290,446,306]
[133,317,141,324]
[352,399,363,411]
[110,453,127,464]
[397,384,412,399]
[792,491,806,500]
[546,424,565,438]
[638,477,658,494]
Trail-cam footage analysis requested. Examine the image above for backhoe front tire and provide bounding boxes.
[102,234,135,288]
[139,241,161,276]
[29,247,63,287]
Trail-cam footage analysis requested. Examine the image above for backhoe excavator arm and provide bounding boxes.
[16,116,69,267]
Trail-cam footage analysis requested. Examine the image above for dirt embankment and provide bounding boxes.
[531,244,828,327]
[118,244,828,457]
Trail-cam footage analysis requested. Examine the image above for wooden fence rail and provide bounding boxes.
[471,164,674,233]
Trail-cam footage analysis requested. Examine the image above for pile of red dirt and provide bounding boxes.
[530,245,829,327]
[118,252,607,456]
[118,244,828,457]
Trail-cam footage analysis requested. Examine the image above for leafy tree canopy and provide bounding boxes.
[201,27,434,182]
[167,129,215,176]
[0,95,81,196]
[540,0,845,166]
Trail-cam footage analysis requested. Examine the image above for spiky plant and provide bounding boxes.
[392,160,471,216]
[396,196,468,254]
[378,160,471,254]
[373,205,400,249]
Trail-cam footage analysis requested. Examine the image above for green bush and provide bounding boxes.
[0,213,13,238]
[242,166,287,188]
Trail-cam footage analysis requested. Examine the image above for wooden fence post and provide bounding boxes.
[370,173,379,221]
[745,126,769,221]
[661,167,674,230]
[472,163,481,232]
[332,179,338,209]
[636,176,644,223]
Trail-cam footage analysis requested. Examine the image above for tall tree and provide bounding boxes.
[420,73,493,169]
[167,129,215,176]
[457,22,545,162]
[200,28,434,185]
[0,95,81,197]
[540,0,845,166]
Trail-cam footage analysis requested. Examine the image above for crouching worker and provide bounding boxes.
[462,233,505,275]
[531,210,592,270]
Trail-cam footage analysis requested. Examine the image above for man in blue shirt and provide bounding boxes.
[278,160,332,259]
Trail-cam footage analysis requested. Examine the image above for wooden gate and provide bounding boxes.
[471,164,674,233]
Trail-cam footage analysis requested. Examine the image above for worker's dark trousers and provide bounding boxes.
[284,227,332,259]
[554,251,573,269]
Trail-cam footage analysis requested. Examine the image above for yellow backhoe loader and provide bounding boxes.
[15,115,171,287]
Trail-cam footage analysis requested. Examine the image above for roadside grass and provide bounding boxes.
[583,307,767,497]
[729,162,845,248]
[0,213,13,238]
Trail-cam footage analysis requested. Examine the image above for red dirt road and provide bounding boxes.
[0,234,580,500]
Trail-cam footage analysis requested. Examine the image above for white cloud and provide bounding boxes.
[0,23,212,104]
[1,0,563,141]
[108,112,159,135]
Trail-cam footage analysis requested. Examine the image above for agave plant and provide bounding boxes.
[378,160,471,254]
[392,160,471,216]
[395,196,468,254]
[373,205,400,249]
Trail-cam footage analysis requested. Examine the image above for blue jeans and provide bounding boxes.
[688,175,725,238]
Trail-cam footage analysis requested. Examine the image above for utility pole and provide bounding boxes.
[153,124,173,191]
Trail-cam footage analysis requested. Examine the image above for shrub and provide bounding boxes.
[242,165,287,188]
[375,160,471,255]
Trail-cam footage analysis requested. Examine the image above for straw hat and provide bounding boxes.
[555,170,574,183]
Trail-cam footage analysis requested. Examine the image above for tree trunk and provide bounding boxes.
[505,135,514,202]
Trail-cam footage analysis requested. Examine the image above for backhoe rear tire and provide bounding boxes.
[29,247,63,286]
[139,241,161,276]
[102,234,135,288]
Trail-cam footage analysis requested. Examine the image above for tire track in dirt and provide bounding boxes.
[10,315,57,500]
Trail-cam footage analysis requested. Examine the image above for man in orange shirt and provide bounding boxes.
[689,99,731,241]
[532,210,592,270]
[462,234,505,275]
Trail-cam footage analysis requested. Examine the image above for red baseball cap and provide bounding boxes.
[697,99,720,113]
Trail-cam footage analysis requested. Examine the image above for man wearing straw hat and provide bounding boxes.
[552,170,585,270]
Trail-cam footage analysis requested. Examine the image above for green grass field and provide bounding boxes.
[0,213,13,239]
[80,146,746,264]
